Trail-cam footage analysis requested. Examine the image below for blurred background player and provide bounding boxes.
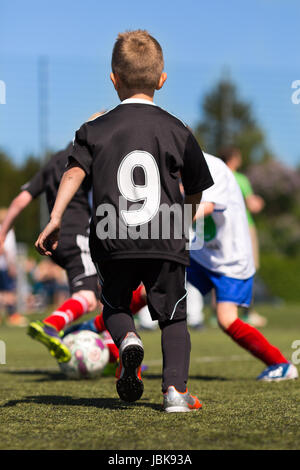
[137,281,205,331]
[36,30,213,411]
[188,152,298,381]
[219,146,266,327]
[0,142,100,362]
[186,281,205,329]
[0,208,27,326]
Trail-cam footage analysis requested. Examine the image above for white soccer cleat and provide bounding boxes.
[257,362,299,381]
[163,385,202,412]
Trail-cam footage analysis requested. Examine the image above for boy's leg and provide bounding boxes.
[62,285,147,370]
[98,260,140,347]
[144,260,201,411]
[68,283,146,337]
[28,260,100,362]
[43,290,93,331]
[102,305,139,347]
[28,284,98,363]
[159,318,191,393]
[42,234,99,331]
[97,261,139,348]
[143,261,189,392]
[130,284,147,314]
[217,302,288,366]
[96,260,144,402]
[213,273,289,367]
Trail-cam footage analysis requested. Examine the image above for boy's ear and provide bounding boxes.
[156,72,167,90]
[110,72,119,90]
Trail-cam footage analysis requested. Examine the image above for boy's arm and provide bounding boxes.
[0,160,49,252]
[181,133,214,222]
[185,192,202,221]
[246,194,265,214]
[236,173,264,213]
[35,164,86,256]
[181,133,214,198]
[0,191,33,251]
[36,122,93,256]
[197,201,215,218]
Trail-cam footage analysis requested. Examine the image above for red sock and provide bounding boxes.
[93,286,145,359]
[130,284,147,314]
[226,318,288,366]
[44,295,89,331]
[94,313,106,333]
[94,285,146,332]
[102,330,119,363]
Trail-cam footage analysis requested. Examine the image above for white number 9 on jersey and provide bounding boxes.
[117,150,161,226]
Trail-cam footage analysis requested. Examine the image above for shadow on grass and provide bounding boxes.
[1,394,162,411]
[4,370,66,382]
[144,373,228,381]
[3,369,121,383]
[4,369,229,383]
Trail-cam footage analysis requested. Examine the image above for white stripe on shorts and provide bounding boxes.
[76,234,97,277]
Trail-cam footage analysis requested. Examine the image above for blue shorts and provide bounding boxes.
[0,270,16,292]
[187,258,254,307]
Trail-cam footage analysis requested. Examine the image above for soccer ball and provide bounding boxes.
[59,330,110,379]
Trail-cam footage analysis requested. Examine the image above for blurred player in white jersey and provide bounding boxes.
[188,153,298,381]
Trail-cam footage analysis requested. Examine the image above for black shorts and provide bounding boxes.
[52,233,99,296]
[94,259,187,323]
[0,269,16,292]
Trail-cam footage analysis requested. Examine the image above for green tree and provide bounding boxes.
[0,150,41,247]
[195,77,270,168]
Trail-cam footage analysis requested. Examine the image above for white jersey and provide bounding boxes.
[0,228,17,270]
[190,153,255,280]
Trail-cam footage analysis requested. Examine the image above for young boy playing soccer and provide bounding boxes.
[188,152,298,381]
[0,143,101,362]
[36,29,214,411]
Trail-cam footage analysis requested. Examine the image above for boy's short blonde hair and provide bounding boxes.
[112,30,164,90]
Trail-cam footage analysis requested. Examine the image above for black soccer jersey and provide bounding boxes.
[23,143,91,235]
[70,98,214,266]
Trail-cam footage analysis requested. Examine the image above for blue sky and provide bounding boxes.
[0,0,300,166]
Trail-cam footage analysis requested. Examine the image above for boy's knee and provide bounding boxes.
[73,290,98,312]
[216,302,238,331]
[217,316,232,331]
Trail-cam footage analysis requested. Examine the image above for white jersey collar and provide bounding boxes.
[121,98,157,106]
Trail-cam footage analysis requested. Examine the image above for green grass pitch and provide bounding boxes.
[0,304,299,450]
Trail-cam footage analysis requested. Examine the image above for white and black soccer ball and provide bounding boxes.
[59,330,110,379]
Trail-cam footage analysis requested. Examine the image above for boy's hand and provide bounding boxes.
[246,194,265,214]
[35,218,61,256]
